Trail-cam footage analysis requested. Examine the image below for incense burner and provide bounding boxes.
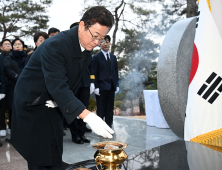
[93,141,128,170]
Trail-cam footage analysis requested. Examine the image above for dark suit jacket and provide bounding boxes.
[80,58,95,87]
[0,51,8,94]
[92,51,119,91]
[10,26,92,166]
[0,53,6,94]
[4,52,26,109]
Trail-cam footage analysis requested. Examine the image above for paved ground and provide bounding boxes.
[0,116,181,169]
[119,115,146,120]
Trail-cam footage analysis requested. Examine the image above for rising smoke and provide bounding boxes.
[119,34,159,114]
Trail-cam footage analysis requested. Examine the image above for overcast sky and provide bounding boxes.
[47,0,82,32]
[23,0,83,46]
[1,0,164,47]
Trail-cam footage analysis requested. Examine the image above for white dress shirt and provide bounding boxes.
[79,41,85,52]
[101,49,110,60]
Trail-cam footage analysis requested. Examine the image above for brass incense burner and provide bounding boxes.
[93,141,128,170]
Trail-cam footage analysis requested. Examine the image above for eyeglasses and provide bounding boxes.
[13,43,22,47]
[3,43,11,46]
[88,27,106,44]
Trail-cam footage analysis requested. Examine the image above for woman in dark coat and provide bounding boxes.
[4,38,27,129]
[25,31,49,65]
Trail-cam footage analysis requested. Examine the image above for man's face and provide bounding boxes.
[49,32,59,37]
[0,41,11,53]
[100,38,111,52]
[78,21,109,51]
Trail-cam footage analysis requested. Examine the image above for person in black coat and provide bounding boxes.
[0,39,11,138]
[69,60,96,144]
[48,27,60,37]
[93,35,119,128]
[0,51,6,140]
[4,38,27,131]
[25,32,49,65]
[68,22,95,144]
[10,6,115,170]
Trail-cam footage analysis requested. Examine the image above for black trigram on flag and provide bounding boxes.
[197,72,222,104]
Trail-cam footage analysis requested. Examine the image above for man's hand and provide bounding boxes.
[94,88,100,96]
[90,83,95,94]
[0,94,5,100]
[45,100,58,108]
[115,87,119,94]
[83,112,114,138]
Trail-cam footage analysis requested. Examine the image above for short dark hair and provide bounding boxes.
[11,38,24,48]
[105,35,111,42]
[48,27,60,35]
[80,6,114,29]
[34,32,49,43]
[70,22,79,29]
[0,39,11,46]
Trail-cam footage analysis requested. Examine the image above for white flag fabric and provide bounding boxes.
[184,0,222,143]
[211,0,222,39]
[186,142,222,170]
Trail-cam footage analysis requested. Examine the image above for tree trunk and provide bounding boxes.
[111,0,124,54]
[139,94,145,114]
[186,0,197,18]
[130,98,133,115]
[111,18,119,54]
[2,20,7,40]
[3,31,7,40]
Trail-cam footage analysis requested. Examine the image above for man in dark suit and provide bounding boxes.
[0,39,11,138]
[69,60,95,144]
[69,22,95,144]
[48,27,60,37]
[93,35,119,128]
[10,6,114,170]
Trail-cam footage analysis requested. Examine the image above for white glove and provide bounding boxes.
[83,112,114,138]
[90,83,95,94]
[0,94,5,100]
[45,100,58,108]
[115,87,119,94]
[94,88,100,96]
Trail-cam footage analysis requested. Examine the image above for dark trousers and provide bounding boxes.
[96,86,115,128]
[69,87,90,139]
[8,110,12,129]
[28,123,62,170]
[0,98,7,130]
[63,118,69,129]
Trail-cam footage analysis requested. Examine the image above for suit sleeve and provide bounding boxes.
[41,40,86,124]
[0,56,6,94]
[92,55,99,88]
[115,55,119,87]
[88,59,95,84]
[4,56,19,82]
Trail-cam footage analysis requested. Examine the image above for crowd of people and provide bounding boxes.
[0,28,60,142]
[0,6,119,169]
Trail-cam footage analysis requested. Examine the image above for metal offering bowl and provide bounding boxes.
[93,141,128,170]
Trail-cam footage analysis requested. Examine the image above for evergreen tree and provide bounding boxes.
[81,0,158,54]
[115,29,159,114]
[0,0,52,40]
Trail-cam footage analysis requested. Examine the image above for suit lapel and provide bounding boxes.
[100,51,111,69]
[70,26,82,59]
[79,50,87,70]
[69,26,93,91]
[72,52,92,92]
[110,53,114,71]
[83,51,92,71]
[79,57,84,70]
